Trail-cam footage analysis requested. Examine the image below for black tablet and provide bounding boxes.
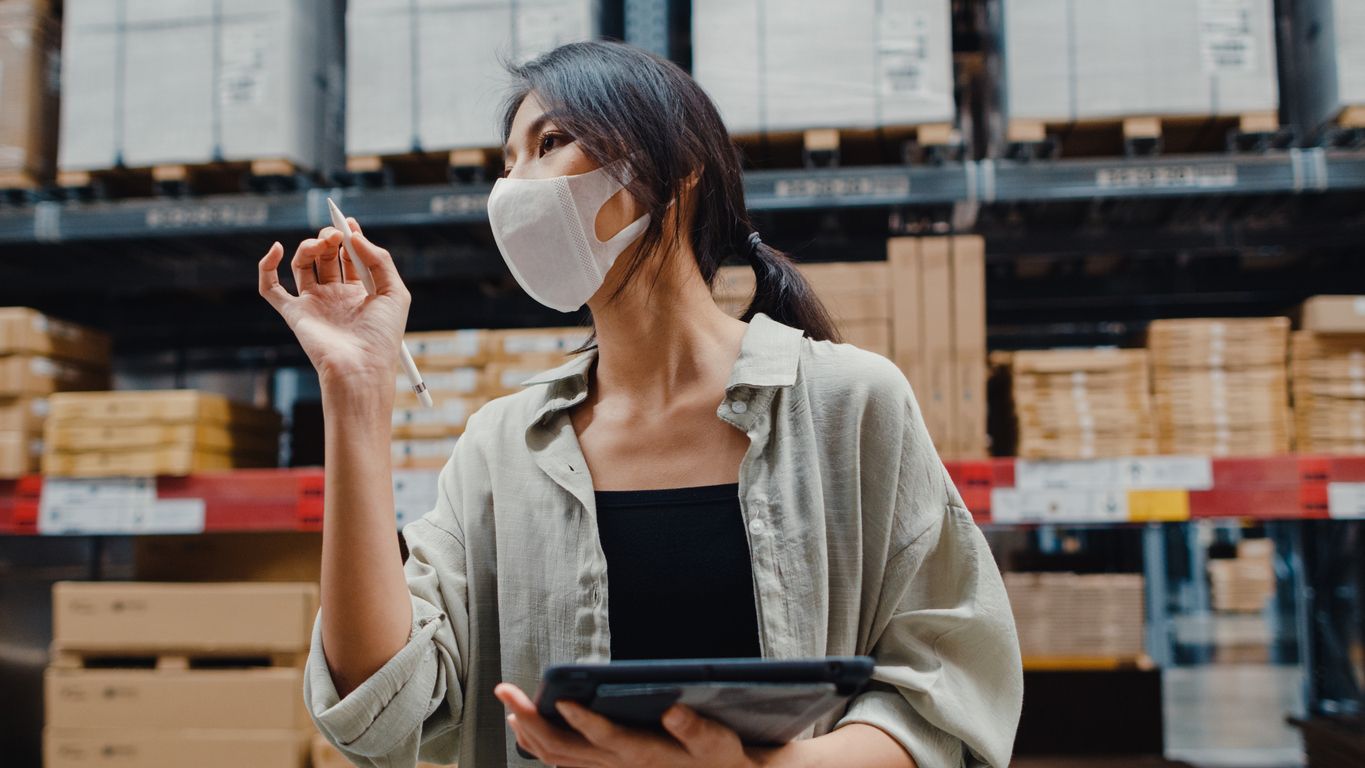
[530,657,875,748]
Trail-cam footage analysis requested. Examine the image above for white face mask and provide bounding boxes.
[486,163,651,313]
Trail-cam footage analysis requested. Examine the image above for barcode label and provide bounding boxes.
[1199,0,1258,73]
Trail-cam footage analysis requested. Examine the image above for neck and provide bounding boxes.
[587,249,746,403]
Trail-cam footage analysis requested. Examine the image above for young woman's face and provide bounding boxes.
[502,92,643,243]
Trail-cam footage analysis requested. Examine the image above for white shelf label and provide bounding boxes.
[990,488,1128,524]
[134,499,207,534]
[1327,483,1365,520]
[39,477,155,535]
[393,469,441,530]
[1014,456,1212,491]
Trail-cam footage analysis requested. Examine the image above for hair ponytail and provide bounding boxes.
[739,230,841,343]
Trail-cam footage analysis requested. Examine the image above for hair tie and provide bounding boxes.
[747,231,763,259]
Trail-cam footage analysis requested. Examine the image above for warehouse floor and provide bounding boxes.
[1165,664,1305,768]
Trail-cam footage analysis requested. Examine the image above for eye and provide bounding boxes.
[539,131,570,157]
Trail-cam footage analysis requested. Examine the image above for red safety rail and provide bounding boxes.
[0,456,1359,534]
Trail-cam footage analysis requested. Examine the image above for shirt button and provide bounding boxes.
[730,400,748,415]
[748,518,765,535]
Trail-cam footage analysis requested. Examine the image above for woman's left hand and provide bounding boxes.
[494,683,772,768]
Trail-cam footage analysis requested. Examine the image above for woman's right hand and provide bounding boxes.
[258,219,412,389]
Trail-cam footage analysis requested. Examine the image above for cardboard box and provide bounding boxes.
[406,329,489,368]
[45,728,310,768]
[346,0,600,156]
[1007,348,1156,459]
[0,5,58,184]
[889,238,924,399]
[393,437,460,469]
[47,391,282,432]
[392,396,483,439]
[693,0,954,134]
[1003,0,1278,123]
[839,320,892,358]
[1300,296,1365,334]
[398,366,483,404]
[918,237,954,453]
[60,0,343,173]
[951,236,987,457]
[133,533,323,583]
[1005,573,1145,658]
[51,581,318,653]
[0,429,41,477]
[0,308,111,366]
[45,421,280,455]
[0,395,47,432]
[482,362,553,398]
[0,355,108,397]
[488,327,591,363]
[41,445,275,477]
[46,667,310,730]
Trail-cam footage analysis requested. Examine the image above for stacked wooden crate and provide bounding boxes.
[0,0,60,189]
[394,327,589,469]
[1292,296,1365,454]
[45,581,318,768]
[42,391,281,477]
[0,308,110,477]
[1004,573,1146,663]
[1148,318,1292,456]
[1209,538,1276,614]
[1006,348,1155,459]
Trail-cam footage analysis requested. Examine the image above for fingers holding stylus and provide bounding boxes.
[345,218,409,301]
[314,227,345,284]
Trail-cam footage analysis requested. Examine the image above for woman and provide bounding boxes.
[258,41,1021,768]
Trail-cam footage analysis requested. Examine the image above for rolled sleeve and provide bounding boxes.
[303,455,471,768]
[837,505,1023,768]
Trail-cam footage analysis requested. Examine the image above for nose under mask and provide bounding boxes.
[486,163,651,313]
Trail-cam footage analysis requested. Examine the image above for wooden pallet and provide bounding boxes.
[345,148,499,186]
[56,158,309,199]
[1021,654,1156,672]
[734,124,962,169]
[1007,111,1287,159]
[49,645,306,671]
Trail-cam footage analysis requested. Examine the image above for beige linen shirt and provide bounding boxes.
[305,314,1023,768]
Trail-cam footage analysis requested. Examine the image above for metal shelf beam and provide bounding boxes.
[2,151,1363,245]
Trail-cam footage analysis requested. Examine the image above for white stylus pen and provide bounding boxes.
[327,197,433,409]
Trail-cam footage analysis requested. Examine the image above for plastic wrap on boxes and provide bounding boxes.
[346,0,601,156]
[692,0,954,134]
[1003,0,1279,122]
[59,0,342,172]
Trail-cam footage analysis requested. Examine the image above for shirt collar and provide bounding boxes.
[520,313,804,424]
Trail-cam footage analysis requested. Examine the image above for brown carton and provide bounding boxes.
[46,391,282,432]
[488,327,590,363]
[405,329,489,368]
[45,728,310,768]
[0,355,108,397]
[0,308,110,365]
[918,237,954,454]
[0,428,40,476]
[0,7,58,187]
[1300,296,1365,334]
[951,236,987,458]
[0,394,46,432]
[888,238,923,400]
[45,667,310,730]
[51,582,318,653]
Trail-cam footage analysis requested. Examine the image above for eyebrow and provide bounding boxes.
[502,111,566,158]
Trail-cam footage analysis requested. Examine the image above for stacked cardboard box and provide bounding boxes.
[0,308,110,478]
[1208,538,1275,614]
[1002,0,1279,124]
[1004,572,1145,660]
[715,237,986,458]
[60,0,343,174]
[45,581,319,768]
[1293,297,1365,453]
[393,327,589,468]
[890,237,988,459]
[693,0,954,134]
[1148,318,1292,456]
[346,0,600,157]
[713,261,892,357]
[0,0,59,187]
[1290,0,1365,134]
[1007,348,1155,459]
[42,391,281,477]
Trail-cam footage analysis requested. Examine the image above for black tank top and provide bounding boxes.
[594,483,762,660]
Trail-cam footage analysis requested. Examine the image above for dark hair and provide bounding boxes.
[501,41,840,343]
